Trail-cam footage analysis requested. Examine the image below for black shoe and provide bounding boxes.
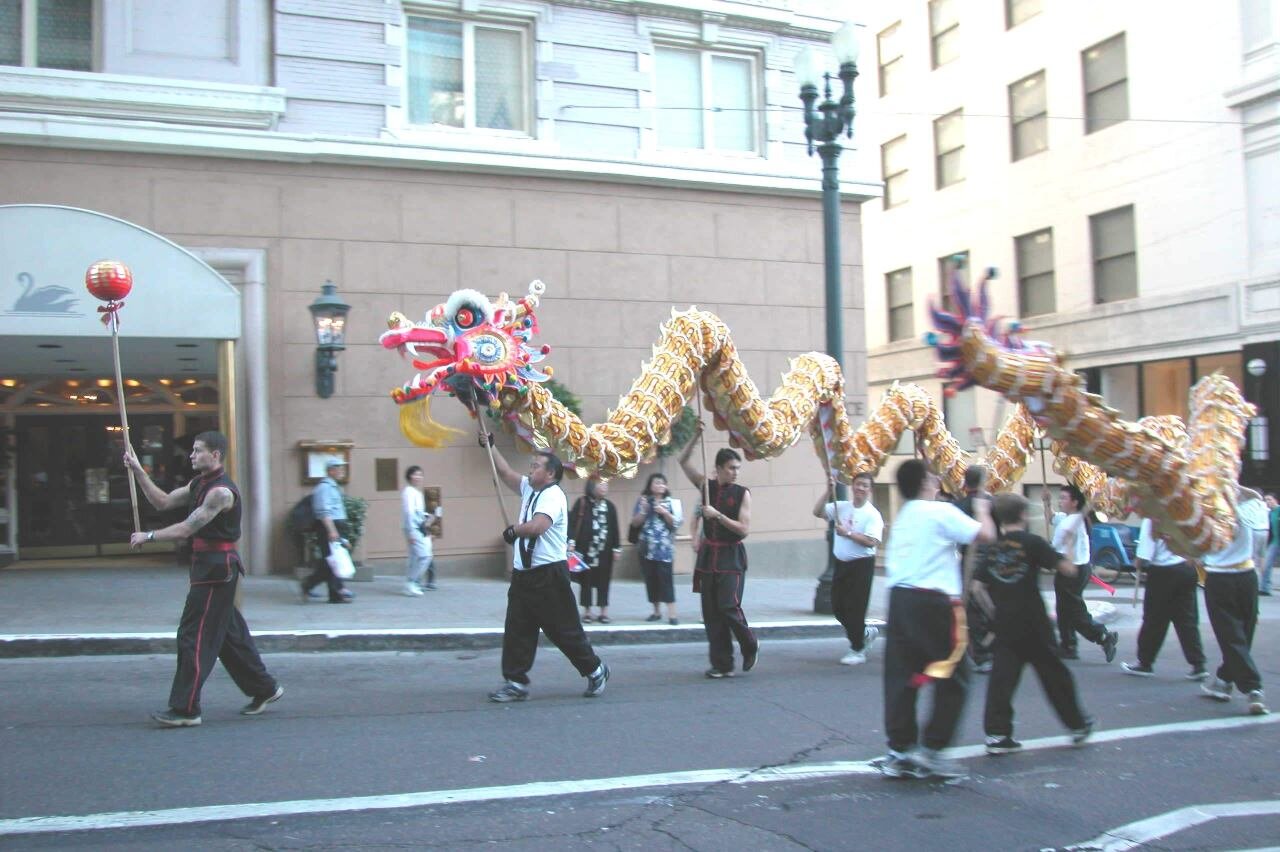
[584,662,610,697]
[152,708,201,727]
[705,668,735,679]
[488,682,530,703]
[985,735,1023,755]
[743,644,760,673]
[240,685,284,716]
[645,613,663,622]
[1101,631,1119,663]
[1121,662,1154,677]
[1070,718,1095,746]
[300,583,322,602]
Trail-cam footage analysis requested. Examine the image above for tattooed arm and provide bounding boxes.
[130,487,232,549]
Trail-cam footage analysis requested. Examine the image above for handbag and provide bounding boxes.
[326,543,356,579]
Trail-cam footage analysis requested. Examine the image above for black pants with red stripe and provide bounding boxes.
[883,587,969,753]
[698,569,756,673]
[169,571,277,717]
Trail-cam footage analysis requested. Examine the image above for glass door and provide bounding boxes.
[16,414,180,558]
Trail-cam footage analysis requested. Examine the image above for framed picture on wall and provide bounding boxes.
[297,440,354,485]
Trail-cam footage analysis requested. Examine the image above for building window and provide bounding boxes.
[929,0,959,69]
[877,21,903,97]
[1083,33,1128,134]
[1091,205,1137,303]
[1015,228,1055,317]
[0,0,92,71]
[934,109,964,188]
[1006,0,1044,29]
[887,267,914,342]
[938,251,968,314]
[943,388,978,452]
[406,15,530,133]
[1009,71,1047,160]
[655,46,757,153]
[1142,359,1192,421]
[881,135,909,208]
[1194,352,1244,388]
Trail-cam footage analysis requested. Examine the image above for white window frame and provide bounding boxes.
[933,108,964,189]
[653,43,762,156]
[4,0,96,71]
[402,12,533,138]
[881,134,909,208]
[877,21,902,98]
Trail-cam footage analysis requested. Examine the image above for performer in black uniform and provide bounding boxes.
[680,421,759,678]
[125,431,282,727]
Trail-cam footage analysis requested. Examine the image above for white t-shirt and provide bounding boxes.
[1052,512,1091,565]
[884,499,981,597]
[513,476,569,570]
[1135,518,1182,566]
[823,500,884,561]
[1238,497,1269,532]
[1203,515,1254,571]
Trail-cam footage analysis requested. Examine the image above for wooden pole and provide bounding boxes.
[476,415,513,528]
[110,311,141,534]
[1038,432,1053,532]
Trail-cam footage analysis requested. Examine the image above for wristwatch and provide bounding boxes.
[146,531,156,542]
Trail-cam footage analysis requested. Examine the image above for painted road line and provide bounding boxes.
[0,712,1275,837]
[1066,800,1280,851]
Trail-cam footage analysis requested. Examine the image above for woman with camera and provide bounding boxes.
[631,473,683,625]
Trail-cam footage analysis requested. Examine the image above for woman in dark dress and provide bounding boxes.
[569,477,620,623]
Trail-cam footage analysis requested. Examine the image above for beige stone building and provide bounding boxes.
[0,0,876,579]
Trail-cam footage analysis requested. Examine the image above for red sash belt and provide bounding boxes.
[192,539,237,553]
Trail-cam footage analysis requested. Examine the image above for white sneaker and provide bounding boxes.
[1247,689,1269,715]
[840,650,867,666]
[403,582,424,597]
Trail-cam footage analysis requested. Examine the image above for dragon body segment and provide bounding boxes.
[380,283,1039,494]
[930,268,1254,558]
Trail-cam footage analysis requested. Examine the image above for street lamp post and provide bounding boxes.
[795,22,859,614]
[309,280,351,399]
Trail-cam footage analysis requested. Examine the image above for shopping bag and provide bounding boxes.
[326,544,356,579]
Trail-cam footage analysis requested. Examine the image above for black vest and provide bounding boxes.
[188,467,241,542]
[704,481,747,544]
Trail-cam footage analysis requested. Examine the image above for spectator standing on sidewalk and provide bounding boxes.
[569,477,620,624]
[812,471,883,666]
[631,472,683,625]
[482,435,609,703]
[876,459,997,780]
[125,432,283,727]
[402,465,441,596]
[301,458,353,603]
[1120,516,1207,681]
[1049,486,1118,663]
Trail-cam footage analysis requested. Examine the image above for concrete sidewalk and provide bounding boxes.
[0,561,1123,658]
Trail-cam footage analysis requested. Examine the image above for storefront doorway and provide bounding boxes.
[8,374,220,558]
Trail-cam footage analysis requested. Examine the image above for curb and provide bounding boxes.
[0,619,859,659]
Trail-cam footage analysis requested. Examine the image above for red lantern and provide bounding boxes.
[85,260,133,302]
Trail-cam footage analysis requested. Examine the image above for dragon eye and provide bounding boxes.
[455,307,477,329]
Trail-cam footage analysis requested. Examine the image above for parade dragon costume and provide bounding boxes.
[381,275,1252,560]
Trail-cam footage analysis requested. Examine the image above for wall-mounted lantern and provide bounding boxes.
[309,280,350,399]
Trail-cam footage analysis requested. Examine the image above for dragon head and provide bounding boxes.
[380,281,552,411]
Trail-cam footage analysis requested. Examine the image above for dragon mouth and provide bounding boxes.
[380,324,456,402]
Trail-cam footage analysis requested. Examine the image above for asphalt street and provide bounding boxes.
[1,632,1277,850]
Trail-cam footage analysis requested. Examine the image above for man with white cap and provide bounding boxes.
[301,456,354,603]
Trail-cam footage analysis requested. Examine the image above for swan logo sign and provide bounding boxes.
[6,272,82,316]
